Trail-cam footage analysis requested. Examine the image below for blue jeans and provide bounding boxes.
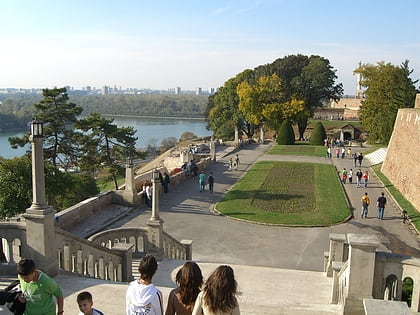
[361,205,368,218]
[199,182,205,192]
[378,207,385,219]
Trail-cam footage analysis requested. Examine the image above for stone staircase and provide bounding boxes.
[364,147,388,166]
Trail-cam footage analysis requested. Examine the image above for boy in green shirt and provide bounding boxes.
[17,258,64,315]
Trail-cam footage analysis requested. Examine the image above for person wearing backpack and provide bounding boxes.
[361,192,370,219]
[208,172,214,194]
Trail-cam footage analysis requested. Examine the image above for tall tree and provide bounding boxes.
[76,113,138,189]
[9,87,83,168]
[354,60,418,144]
[237,74,304,131]
[255,54,343,139]
[206,69,256,140]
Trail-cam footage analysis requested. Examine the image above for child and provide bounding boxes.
[77,291,104,315]
[126,254,163,315]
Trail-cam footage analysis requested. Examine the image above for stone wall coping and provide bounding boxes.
[332,261,345,271]
[181,240,193,246]
[363,298,410,315]
[329,233,347,242]
[347,233,380,247]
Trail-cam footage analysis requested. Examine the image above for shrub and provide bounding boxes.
[310,122,326,146]
[276,120,295,145]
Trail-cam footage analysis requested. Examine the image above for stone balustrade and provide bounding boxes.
[88,227,192,261]
[0,224,133,282]
[327,233,420,313]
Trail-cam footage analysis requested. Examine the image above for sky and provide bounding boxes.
[1,0,419,95]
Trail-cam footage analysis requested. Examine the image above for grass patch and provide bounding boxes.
[372,164,420,231]
[217,161,350,226]
[268,143,326,157]
[96,175,125,191]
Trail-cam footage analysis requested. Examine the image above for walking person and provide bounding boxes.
[17,258,64,315]
[377,192,387,220]
[192,265,240,315]
[165,261,203,315]
[353,153,358,167]
[358,152,364,167]
[235,154,240,167]
[162,172,170,193]
[208,172,214,194]
[361,192,370,219]
[356,169,363,188]
[348,169,353,184]
[199,171,206,192]
[342,168,348,184]
[363,171,369,188]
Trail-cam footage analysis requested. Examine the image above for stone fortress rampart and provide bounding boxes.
[382,94,420,211]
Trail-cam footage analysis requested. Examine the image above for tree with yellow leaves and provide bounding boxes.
[237,74,304,131]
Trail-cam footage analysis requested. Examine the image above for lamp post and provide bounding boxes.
[24,120,57,275]
[27,120,50,212]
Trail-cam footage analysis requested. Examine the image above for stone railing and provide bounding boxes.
[163,231,192,260]
[326,233,420,313]
[88,227,149,258]
[55,228,132,282]
[0,223,133,282]
[88,227,192,260]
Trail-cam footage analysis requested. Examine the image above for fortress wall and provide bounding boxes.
[382,104,420,211]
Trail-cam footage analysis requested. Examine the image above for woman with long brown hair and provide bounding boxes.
[192,265,240,315]
[165,261,203,315]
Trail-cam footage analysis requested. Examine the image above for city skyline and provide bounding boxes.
[1,0,419,95]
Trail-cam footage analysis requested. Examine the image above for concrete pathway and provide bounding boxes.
[2,142,419,315]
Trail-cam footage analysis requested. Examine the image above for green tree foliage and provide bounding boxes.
[255,55,343,139]
[0,156,32,218]
[76,113,138,189]
[310,122,326,146]
[276,119,295,145]
[354,60,418,144]
[205,54,342,141]
[8,88,83,168]
[0,157,99,218]
[237,74,304,131]
[206,70,256,140]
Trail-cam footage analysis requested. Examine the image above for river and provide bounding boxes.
[0,116,212,159]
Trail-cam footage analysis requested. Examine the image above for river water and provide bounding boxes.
[0,116,212,159]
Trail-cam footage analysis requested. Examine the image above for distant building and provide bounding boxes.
[195,87,202,95]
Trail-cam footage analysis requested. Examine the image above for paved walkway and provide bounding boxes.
[108,142,420,271]
[2,142,419,315]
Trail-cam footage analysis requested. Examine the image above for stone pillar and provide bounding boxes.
[23,128,58,276]
[326,234,347,277]
[260,125,264,143]
[123,158,137,205]
[210,140,216,161]
[181,240,193,260]
[343,234,379,315]
[112,243,134,282]
[147,170,164,260]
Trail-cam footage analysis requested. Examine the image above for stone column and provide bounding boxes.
[210,140,216,161]
[23,129,58,276]
[260,125,264,143]
[147,170,164,260]
[123,158,137,205]
[343,234,379,315]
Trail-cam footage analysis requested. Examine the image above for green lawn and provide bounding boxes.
[372,164,420,231]
[268,143,326,157]
[216,161,351,226]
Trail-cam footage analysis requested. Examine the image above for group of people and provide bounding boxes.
[4,258,101,315]
[228,154,240,171]
[126,254,240,315]
[340,168,369,188]
[198,171,214,193]
[10,256,240,315]
[360,192,387,220]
